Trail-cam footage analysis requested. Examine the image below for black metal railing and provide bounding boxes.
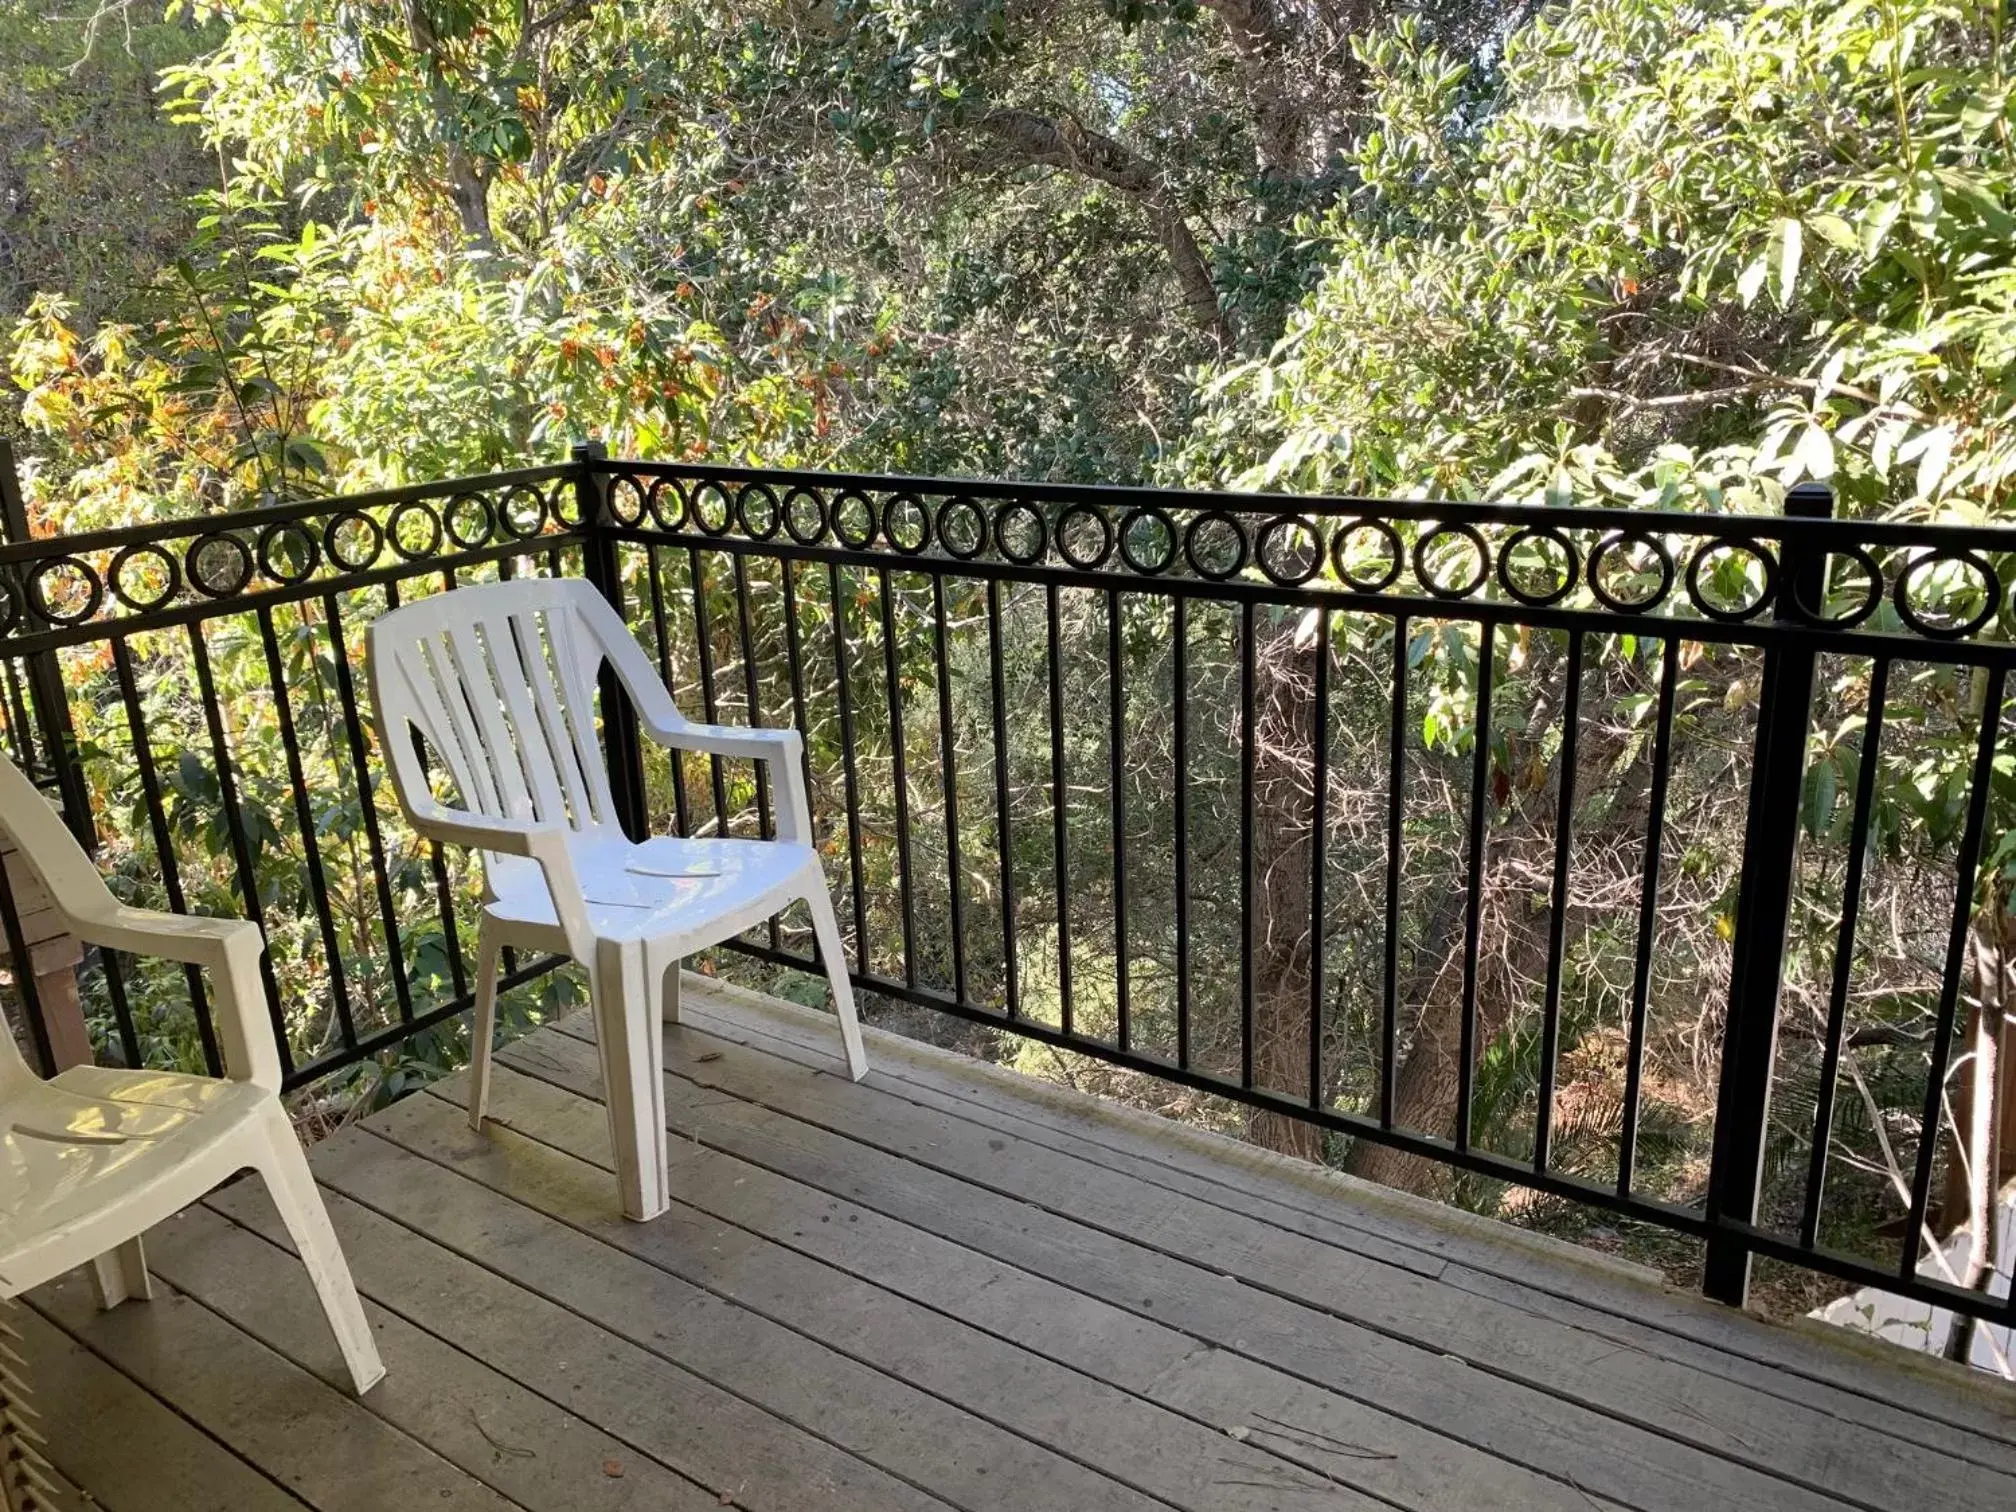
[3,441,2013,1328]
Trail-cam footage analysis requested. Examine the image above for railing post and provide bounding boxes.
[573,441,648,841]
[1702,479,1833,1306]
[0,444,93,848]
[0,441,97,1072]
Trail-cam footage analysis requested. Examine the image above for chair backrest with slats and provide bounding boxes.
[366,579,626,847]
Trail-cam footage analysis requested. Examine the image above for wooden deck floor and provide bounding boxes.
[20,976,2016,1512]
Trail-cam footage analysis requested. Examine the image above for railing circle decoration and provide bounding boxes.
[1333,518,1404,593]
[256,520,322,586]
[884,493,933,556]
[186,533,255,599]
[994,501,1048,565]
[1412,523,1490,601]
[10,460,2016,655]
[1587,531,1675,615]
[832,490,879,550]
[1256,516,1323,587]
[783,486,826,545]
[1683,538,1778,624]
[1894,548,2001,640]
[1119,507,1178,575]
[938,497,989,560]
[28,556,102,626]
[692,481,736,537]
[1496,525,1578,608]
[736,483,782,542]
[109,542,182,612]
[388,500,444,562]
[0,469,577,645]
[1184,510,1249,580]
[325,511,386,571]
[1056,503,1113,571]
[584,463,2016,661]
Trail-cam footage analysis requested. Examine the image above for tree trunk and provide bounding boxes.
[402,0,494,246]
[1243,610,1323,1161]
[1344,649,1645,1197]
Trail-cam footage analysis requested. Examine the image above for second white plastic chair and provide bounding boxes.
[367,578,866,1222]
[0,753,382,1394]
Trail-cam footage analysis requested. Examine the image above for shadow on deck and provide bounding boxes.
[19,977,2016,1512]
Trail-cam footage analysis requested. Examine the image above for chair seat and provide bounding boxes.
[1,1067,268,1283]
[485,832,816,949]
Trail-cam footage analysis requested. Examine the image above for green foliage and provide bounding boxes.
[1187,0,2016,521]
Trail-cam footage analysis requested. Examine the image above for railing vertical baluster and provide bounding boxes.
[321,592,417,1028]
[782,557,816,857]
[0,858,55,1075]
[258,605,358,1052]
[1239,602,1256,1088]
[573,442,647,842]
[933,576,969,1006]
[1381,616,1408,1130]
[1455,622,1496,1152]
[386,576,470,1010]
[689,546,730,831]
[1534,631,1583,1173]
[1047,582,1073,1036]
[733,550,780,950]
[1174,596,1191,1071]
[644,546,691,837]
[1801,657,1890,1248]
[1618,634,1680,1196]
[1704,480,1832,1307]
[1903,665,2005,1278]
[0,659,34,770]
[1108,588,1130,1052]
[987,579,1019,1019]
[1308,606,1330,1109]
[112,637,219,1072]
[731,551,775,846]
[830,563,869,974]
[187,621,293,1079]
[880,566,918,988]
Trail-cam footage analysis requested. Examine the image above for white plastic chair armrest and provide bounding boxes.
[404,803,596,962]
[645,724,811,843]
[69,909,281,1089]
[650,722,799,762]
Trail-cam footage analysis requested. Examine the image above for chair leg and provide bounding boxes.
[592,938,668,1222]
[806,887,868,1081]
[469,925,502,1131]
[254,1109,384,1395]
[88,1238,152,1310]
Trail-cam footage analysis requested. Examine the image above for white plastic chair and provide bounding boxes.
[367,577,866,1222]
[0,754,383,1394]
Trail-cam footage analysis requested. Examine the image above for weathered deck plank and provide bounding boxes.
[205,1174,951,1512]
[670,978,2016,1456]
[32,978,2016,1512]
[310,1124,1174,1512]
[466,1058,1627,1512]
[141,1203,730,1512]
[521,1008,2015,1512]
[9,1300,305,1512]
[32,1267,520,1512]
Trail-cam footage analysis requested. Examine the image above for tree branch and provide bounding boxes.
[976,108,1231,348]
